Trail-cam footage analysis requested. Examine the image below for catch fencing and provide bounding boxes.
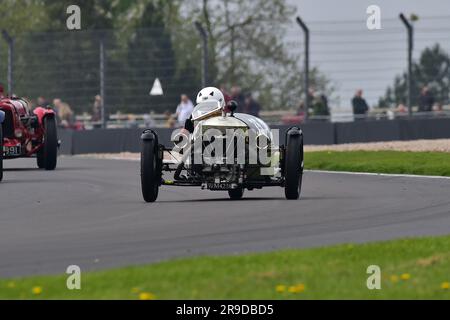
[2,15,450,127]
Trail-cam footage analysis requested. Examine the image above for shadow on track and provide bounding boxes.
[3,167,42,172]
[3,167,94,172]
[158,197,285,203]
[154,195,355,203]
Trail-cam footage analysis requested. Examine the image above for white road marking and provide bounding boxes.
[306,170,450,180]
[71,155,450,180]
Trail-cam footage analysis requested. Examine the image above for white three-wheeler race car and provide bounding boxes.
[140,87,304,202]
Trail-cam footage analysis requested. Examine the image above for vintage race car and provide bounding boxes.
[0,97,58,181]
[140,99,304,202]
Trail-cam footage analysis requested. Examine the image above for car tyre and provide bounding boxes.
[141,138,160,203]
[41,117,58,170]
[228,187,244,200]
[284,128,304,200]
[36,148,45,169]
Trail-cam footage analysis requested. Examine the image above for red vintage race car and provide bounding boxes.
[0,97,58,182]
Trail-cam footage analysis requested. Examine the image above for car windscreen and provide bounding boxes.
[191,101,222,121]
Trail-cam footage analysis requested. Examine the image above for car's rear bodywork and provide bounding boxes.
[0,98,55,159]
[0,97,58,180]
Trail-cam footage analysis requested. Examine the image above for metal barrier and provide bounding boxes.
[59,117,450,155]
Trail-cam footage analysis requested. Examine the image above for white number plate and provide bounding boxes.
[3,145,21,157]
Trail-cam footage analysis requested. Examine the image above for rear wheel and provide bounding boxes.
[0,123,3,182]
[228,187,244,200]
[40,117,58,170]
[284,129,304,200]
[141,138,160,203]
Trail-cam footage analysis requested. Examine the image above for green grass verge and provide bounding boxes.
[1,236,450,299]
[305,151,450,176]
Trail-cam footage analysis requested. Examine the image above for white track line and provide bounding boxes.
[306,170,450,180]
[73,156,450,180]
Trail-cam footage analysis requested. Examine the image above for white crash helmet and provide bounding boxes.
[196,87,225,107]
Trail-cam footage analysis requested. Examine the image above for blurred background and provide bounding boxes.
[1,0,450,129]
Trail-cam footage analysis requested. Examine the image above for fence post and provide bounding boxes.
[99,36,106,129]
[296,17,310,122]
[195,21,208,88]
[399,13,413,117]
[1,30,14,95]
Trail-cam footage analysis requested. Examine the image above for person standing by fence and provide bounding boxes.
[418,86,435,113]
[352,89,369,120]
[310,89,330,119]
[92,95,102,122]
[175,94,194,127]
[0,83,5,99]
[230,86,245,113]
[244,93,261,117]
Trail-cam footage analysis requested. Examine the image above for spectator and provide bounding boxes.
[418,86,434,112]
[396,103,408,114]
[92,95,102,122]
[164,111,176,128]
[244,93,261,117]
[29,99,37,109]
[297,101,305,117]
[144,112,156,128]
[53,98,74,128]
[311,89,330,118]
[220,85,232,105]
[36,96,50,108]
[352,89,369,119]
[230,86,245,113]
[175,94,194,127]
[0,83,5,99]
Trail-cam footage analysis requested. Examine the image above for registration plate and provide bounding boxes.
[3,145,21,157]
[207,182,232,190]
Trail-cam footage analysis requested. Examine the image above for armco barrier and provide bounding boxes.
[68,128,174,155]
[335,118,450,144]
[398,118,450,140]
[58,118,450,155]
[334,120,401,144]
[273,122,335,145]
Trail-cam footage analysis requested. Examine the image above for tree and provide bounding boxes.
[118,0,200,113]
[4,0,120,111]
[379,44,450,108]
[0,0,49,90]
[0,0,48,36]
[1,0,198,113]
[180,0,331,110]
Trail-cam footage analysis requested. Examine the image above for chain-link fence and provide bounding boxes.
[1,15,450,127]
[285,15,450,120]
[0,28,202,117]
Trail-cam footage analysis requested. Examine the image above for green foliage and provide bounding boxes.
[0,0,49,36]
[1,235,450,299]
[182,0,331,110]
[306,151,450,177]
[379,44,450,108]
[1,0,330,113]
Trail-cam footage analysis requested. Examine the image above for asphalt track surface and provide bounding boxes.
[1,157,449,278]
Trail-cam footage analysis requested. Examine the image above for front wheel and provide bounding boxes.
[284,129,304,200]
[39,117,58,170]
[228,187,244,200]
[141,138,161,203]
